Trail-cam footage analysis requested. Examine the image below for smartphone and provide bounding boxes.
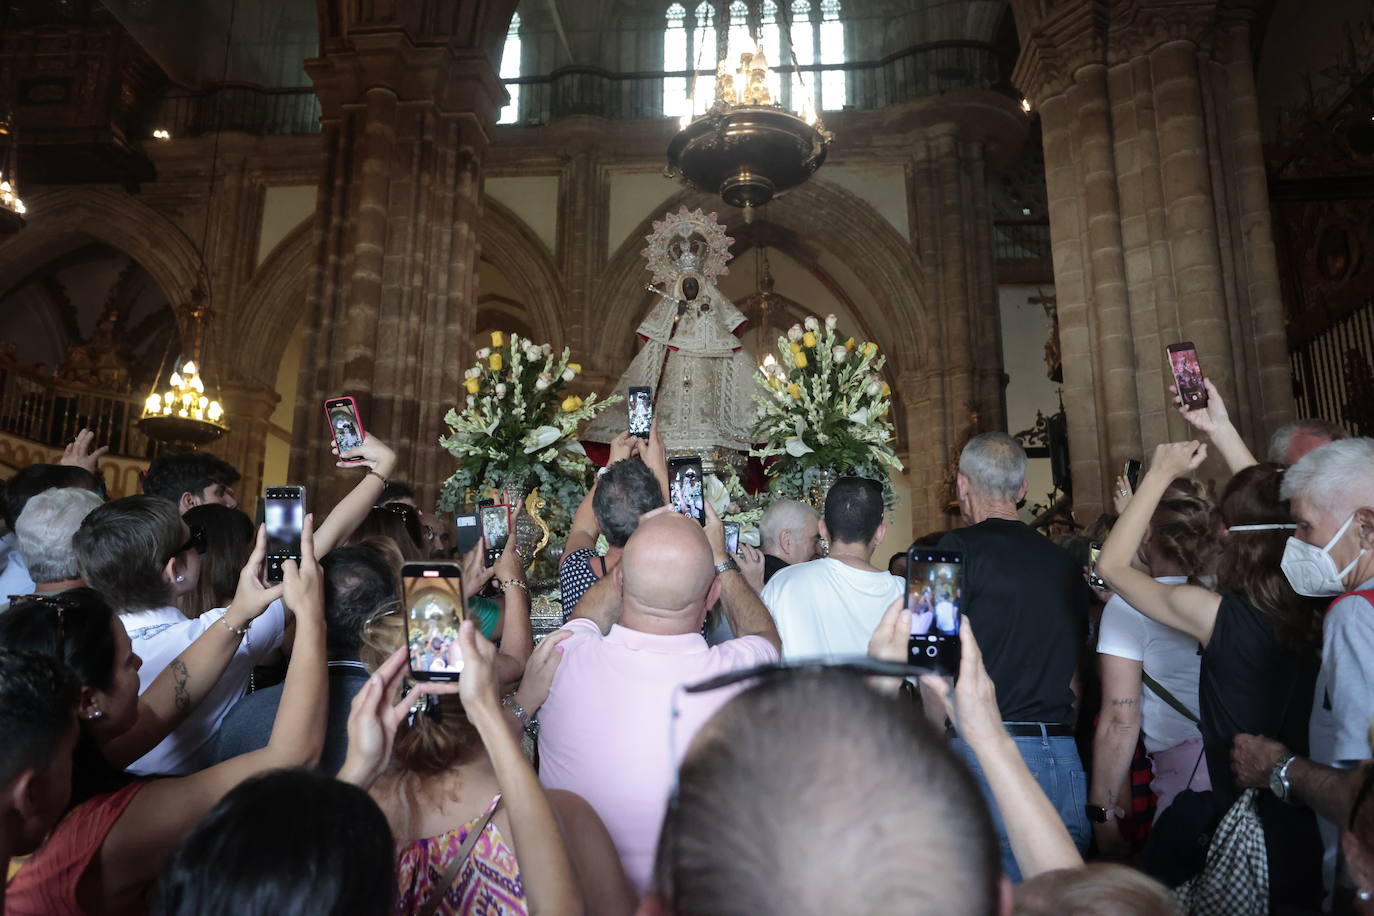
[454,513,481,558]
[264,486,306,584]
[1124,459,1142,492]
[724,521,740,555]
[628,386,653,439]
[668,457,705,526]
[1088,541,1108,590]
[480,504,511,567]
[1166,342,1208,409]
[402,562,466,681]
[324,396,366,462]
[906,547,962,677]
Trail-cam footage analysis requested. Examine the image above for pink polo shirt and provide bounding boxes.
[537,618,777,893]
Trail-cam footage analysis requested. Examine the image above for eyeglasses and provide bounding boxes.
[658,656,934,907]
[166,525,208,562]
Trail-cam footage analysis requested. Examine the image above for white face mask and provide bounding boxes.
[1280,513,1368,597]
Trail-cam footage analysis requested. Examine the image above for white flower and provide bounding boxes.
[523,425,562,454]
[466,395,476,408]
[535,372,553,391]
[847,407,871,425]
[541,343,553,356]
[804,316,820,332]
[464,367,480,380]
[562,439,587,456]
[562,368,575,383]
[832,346,848,363]
[704,475,730,516]
[825,314,838,331]
[495,383,507,398]
[785,436,815,457]
[476,347,491,359]
[787,324,803,342]
[867,377,881,396]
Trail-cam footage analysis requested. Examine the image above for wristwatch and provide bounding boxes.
[1084,805,1122,824]
[1270,753,1297,803]
[714,558,739,575]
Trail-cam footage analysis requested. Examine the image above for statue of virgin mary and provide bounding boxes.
[586,207,758,460]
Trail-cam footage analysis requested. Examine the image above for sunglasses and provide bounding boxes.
[657,657,935,908]
[166,524,208,562]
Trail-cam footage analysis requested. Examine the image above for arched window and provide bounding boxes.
[817,0,844,110]
[664,3,689,118]
[497,14,522,124]
[691,1,717,115]
[662,1,717,117]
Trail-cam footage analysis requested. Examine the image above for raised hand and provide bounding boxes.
[461,535,496,599]
[1111,475,1133,515]
[456,619,501,715]
[608,430,636,466]
[337,645,458,788]
[333,433,397,478]
[281,513,323,622]
[703,500,727,565]
[1170,377,1229,438]
[61,428,109,477]
[224,524,286,624]
[1147,440,1207,482]
[494,511,526,581]
[919,621,1004,750]
[514,629,573,716]
[737,543,765,593]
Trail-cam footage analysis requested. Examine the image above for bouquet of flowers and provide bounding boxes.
[751,314,903,506]
[438,332,619,533]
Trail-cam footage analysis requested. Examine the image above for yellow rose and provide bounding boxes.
[464,377,481,395]
[567,363,581,374]
[786,383,802,399]
[862,342,878,357]
[561,395,584,412]
[880,381,891,397]
[802,331,817,348]
[845,337,855,350]
[489,353,503,371]
[789,341,802,354]
[491,331,505,347]
[795,352,808,368]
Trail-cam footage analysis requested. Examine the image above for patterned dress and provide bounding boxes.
[393,795,527,916]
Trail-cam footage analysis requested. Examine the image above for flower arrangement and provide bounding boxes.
[751,314,903,506]
[438,332,619,533]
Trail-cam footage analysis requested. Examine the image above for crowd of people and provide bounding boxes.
[1,382,1372,916]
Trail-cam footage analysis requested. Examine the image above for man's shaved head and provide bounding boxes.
[653,671,1000,915]
[620,513,718,628]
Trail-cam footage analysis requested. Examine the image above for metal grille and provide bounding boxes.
[1289,299,1374,437]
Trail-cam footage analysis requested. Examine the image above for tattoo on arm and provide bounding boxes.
[1109,698,1139,707]
[171,658,191,712]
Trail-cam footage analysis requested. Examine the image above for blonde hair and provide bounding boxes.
[1015,864,1179,915]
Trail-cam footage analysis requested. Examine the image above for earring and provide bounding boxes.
[176,575,185,582]
[1359,890,1372,903]
[87,709,103,721]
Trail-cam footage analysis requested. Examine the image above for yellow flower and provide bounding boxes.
[795,352,808,368]
[489,353,503,371]
[845,337,855,350]
[561,395,584,412]
[491,331,505,347]
[789,341,802,355]
[567,363,581,374]
[862,342,878,357]
[464,377,481,395]
[880,381,891,397]
[786,383,802,399]
[802,331,817,348]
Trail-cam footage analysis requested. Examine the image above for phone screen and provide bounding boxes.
[628,386,653,439]
[668,458,705,525]
[724,521,740,555]
[1088,541,1106,590]
[403,563,466,681]
[264,487,305,584]
[325,397,365,461]
[907,548,962,677]
[1124,459,1142,492]
[454,514,480,557]
[480,504,510,567]
[1167,343,1208,409]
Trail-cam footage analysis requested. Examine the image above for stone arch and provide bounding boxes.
[233,216,317,387]
[0,186,202,307]
[478,198,567,350]
[590,179,929,376]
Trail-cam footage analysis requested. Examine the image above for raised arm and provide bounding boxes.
[1172,378,1258,475]
[313,435,398,555]
[704,502,781,654]
[102,526,285,767]
[99,516,329,901]
[491,524,533,688]
[641,419,670,503]
[1089,653,1144,858]
[565,432,637,557]
[1097,441,1221,645]
[921,623,1084,878]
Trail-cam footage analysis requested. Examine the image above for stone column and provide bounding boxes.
[1011,0,1294,521]
[291,26,506,509]
[215,383,280,503]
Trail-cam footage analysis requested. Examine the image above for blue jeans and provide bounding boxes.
[950,728,1090,882]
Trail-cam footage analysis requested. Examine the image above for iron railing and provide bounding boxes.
[1289,297,1374,437]
[0,361,166,460]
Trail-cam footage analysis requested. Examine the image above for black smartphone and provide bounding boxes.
[1166,342,1208,409]
[1088,541,1107,590]
[480,504,511,567]
[668,457,705,526]
[454,513,481,558]
[628,386,653,439]
[324,396,366,462]
[906,547,962,677]
[403,562,465,682]
[723,521,740,555]
[264,486,305,584]
[1124,459,1142,492]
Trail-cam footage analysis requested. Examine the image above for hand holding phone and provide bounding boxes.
[906,547,962,677]
[264,486,306,584]
[1166,342,1208,410]
[324,397,366,462]
[723,521,740,556]
[403,562,466,682]
[628,387,653,439]
[480,504,511,568]
[1124,459,1142,492]
[1087,541,1107,591]
[668,457,705,526]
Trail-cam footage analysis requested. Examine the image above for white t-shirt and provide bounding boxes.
[1096,577,1202,754]
[760,557,904,660]
[122,599,287,776]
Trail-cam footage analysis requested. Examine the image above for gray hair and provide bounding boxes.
[958,432,1027,502]
[1281,437,1374,519]
[758,499,818,552]
[1267,418,1348,464]
[15,487,104,585]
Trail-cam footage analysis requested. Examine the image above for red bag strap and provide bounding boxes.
[1326,590,1374,618]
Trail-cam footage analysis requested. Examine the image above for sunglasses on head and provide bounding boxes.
[166,524,208,562]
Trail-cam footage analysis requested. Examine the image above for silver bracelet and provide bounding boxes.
[220,614,251,637]
[496,578,528,594]
[501,694,539,737]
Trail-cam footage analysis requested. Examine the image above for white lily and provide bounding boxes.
[523,425,562,454]
[847,407,871,425]
[785,436,815,457]
[704,474,731,516]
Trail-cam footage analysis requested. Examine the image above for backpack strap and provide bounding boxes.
[1325,589,1374,619]
[1142,671,1201,725]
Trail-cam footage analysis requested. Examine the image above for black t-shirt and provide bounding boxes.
[938,519,1089,724]
[763,553,789,584]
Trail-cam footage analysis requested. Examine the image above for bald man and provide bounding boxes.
[533,510,780,893]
